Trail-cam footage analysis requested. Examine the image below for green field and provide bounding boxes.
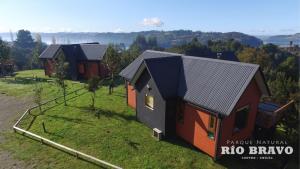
[0,70,290,169]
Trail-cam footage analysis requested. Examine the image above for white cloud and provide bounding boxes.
[141,17,164,27]
[113,28,123,33]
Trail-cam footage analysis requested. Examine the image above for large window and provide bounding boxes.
[207,115,217,139]
[145,94,154,110]
[234,105,250,131]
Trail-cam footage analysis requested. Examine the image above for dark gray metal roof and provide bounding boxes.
[39,44,61,59]
[78,44,108,60]
[121,50,270,116]
[39,43,107,61]
[119,50,240,80]
[177,56,259,116]
[119,50,182,80]
[144,56,182,98]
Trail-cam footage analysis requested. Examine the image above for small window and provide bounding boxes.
[234,105,250,132]
[207,115,216,139]
[145,94,154,110]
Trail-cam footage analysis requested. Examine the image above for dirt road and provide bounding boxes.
[0,93,32,169]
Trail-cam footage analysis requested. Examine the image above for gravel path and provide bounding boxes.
[0,93,33,169]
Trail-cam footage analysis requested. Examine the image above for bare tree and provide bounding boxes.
[53,52,69,106]
[86,76,100,110]
[52,36,56,44]
[33,81,43,114]
[103,44,120,94]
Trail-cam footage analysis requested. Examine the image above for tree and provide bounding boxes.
[31,33,44,69]
[147,36,158,49]
[129,35,160,53]
[11,30,35,70]
[278,56,299,81]
[86,76,100,110]
[0,38,11,76]
[167,37,212,57]
[33,81,43,114]
[14,29,34,49]
[53,52,69,106]
[131,35,147,51]
[0,38,10,62]
[103,44,121,94]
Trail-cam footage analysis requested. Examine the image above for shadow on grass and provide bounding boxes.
[163,136,201,153]
[100,76,124,87]
[66,105,136,122]
[124,138,140,150]
[25,114,38,131]
[111,91,126,98]
[2,77,50,85]
[44,130,64,139]
[46,114,93,126]
[95,108,136,122]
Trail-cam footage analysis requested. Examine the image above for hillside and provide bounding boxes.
[258,33,300,46]
[0,30,263,47]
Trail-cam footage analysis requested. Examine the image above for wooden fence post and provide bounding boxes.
[42,122,46,133]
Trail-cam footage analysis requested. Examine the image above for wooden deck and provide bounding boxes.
[256,100,294,128]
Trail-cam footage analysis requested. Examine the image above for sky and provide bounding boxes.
[0,0,299,35]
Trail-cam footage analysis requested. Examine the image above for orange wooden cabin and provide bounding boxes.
[120,50,270,159]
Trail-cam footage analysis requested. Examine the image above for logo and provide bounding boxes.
[221,140,293,160]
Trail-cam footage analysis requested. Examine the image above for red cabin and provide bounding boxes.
[119,50,270,159]
[39,43,109,80]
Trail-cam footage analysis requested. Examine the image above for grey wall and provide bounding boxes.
[135,70,167,134]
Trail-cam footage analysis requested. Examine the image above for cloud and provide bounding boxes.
[141,17,164,27]
[113,28,123,33]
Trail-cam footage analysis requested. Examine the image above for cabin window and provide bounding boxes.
[145,94,154,110]
[207,115,217,139]
[234,105,250,132]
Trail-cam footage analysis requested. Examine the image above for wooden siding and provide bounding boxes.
[218,79,261,156]
[127,83,136,109]
[44,59,54,76]
[176,103,218,157]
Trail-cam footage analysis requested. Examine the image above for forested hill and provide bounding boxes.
[257,33,300,46]
[0,30,263,47]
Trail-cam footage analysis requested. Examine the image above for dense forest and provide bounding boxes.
[0,29,299,160]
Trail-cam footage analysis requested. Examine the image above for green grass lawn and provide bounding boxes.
[0,70,295,169]
[0,69,84,98]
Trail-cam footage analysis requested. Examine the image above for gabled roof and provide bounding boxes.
[78,44,108,60]
[144,56,182,98]
[39,43,108,61]
[121,50,270,116]
[119,50,240,80]
[119,50,182,80]
[39,44,61,59]
[177,56,261,116]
